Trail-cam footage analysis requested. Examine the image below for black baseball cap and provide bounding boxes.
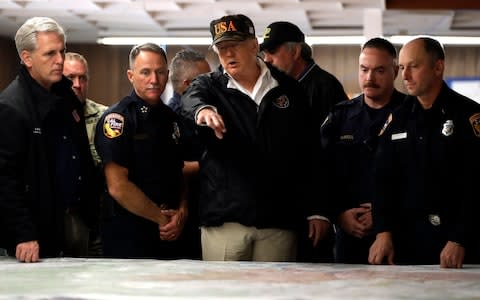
[260,21,305,51]
[210,14,256,45]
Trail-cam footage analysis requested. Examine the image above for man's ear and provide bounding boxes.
[127,69,134,83]
[434,59,444,77]
[293,44,302,60]
[21,50,33,68]
[393,64,399,79]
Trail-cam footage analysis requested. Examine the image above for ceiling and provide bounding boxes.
[0,0,479,43]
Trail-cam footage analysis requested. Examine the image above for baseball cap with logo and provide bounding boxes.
[260,21,305,51]
[210,14,256,45]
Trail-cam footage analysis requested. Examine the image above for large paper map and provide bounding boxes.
[0,257,479,299]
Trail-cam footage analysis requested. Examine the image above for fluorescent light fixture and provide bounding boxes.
[305,36,367,45]
[97,37,212,45]
[98,35,480,46]
[390,35,480,46]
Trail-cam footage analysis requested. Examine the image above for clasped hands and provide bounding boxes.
[159,208,186,241]
[338,203,372,239]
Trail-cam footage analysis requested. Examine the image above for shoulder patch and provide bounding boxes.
[469,112,480,138]
[378,113,393,136]
[103,113,124,139]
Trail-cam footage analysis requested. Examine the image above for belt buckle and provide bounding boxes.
[428,214,441,226]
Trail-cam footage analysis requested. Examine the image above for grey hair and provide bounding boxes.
[129,43,167,69]
[169,49,207,91]
[15,17,66,58]
[65,52,89,77]
[283,41,313,62]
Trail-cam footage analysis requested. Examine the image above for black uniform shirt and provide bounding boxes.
[95,92,184,209]
[373,82,480,246]
[320,90,405,218]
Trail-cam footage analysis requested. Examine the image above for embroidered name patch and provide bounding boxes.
[103,113,124,139]
[391,132,407,140]
[340,134,354,141]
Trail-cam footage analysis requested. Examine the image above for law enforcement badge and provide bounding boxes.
[273,95,289,109]
[428,214,441,226]
[103,113,124,139]
[172,121,181,144]
[469,112,480,138]
[441,120,454,136]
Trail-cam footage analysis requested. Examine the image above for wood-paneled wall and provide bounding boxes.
[1,37,479,105]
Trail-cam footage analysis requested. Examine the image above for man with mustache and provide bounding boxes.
[320,37,405,263]
[95,43,187,258]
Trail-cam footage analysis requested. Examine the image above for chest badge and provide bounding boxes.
[428,214,441,226]
[441,120,454,136]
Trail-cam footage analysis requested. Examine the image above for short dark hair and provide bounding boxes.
[419,37,445,62]
[129,43,167,69]
[362,37,397,59]
[170,49,207,91]
[282,42,313,62]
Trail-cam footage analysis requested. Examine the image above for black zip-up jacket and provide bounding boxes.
[298,62,348,128]
[0,66,98,257]
[181,63,322,230]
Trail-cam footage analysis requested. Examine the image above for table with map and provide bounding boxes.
[0,257,479,299]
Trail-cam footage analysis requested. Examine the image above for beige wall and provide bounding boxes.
[313,45,480,98]
[1,37,479,105]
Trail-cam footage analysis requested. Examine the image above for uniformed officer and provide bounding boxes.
[369,37,480,268]
[64,52,108,257]
[95,43,187,259]
[321,37,405,263]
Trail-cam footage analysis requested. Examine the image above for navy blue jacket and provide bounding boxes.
[0,66,98,257]
[181,63,319,230]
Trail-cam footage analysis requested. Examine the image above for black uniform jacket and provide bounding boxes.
[373,82,480,248]
[0,66,98,257]
[321,89,405,221]
[181,63,320,230]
